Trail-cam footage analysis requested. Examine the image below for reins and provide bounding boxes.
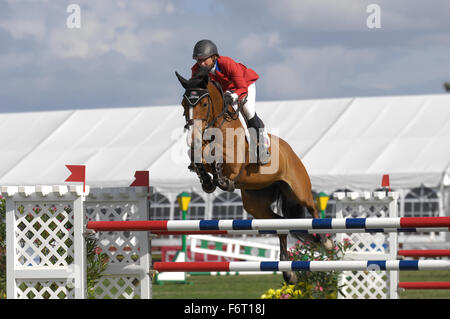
[183,80,247,131]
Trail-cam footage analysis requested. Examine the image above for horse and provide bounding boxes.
[175,67,332,283]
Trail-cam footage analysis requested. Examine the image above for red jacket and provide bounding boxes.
[191,56,259,100]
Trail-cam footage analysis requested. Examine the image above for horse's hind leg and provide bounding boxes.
[278,234,297,284]
[281,181,334,250]
[241,188,297,284]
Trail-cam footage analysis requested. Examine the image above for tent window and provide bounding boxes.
[149,192,171,220]
[212,192,245,220]
[173,192,205,220]
[404,185,439,217]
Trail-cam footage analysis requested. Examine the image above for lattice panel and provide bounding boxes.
[93,276,141,299]
[14,201,74,267]
[341,202,390,254]
[336,193,398,299]
[342,202,389,218]
[339,271,388,299]
[343,233,388,254]
[16,279,74,299]
[85,202,142,266]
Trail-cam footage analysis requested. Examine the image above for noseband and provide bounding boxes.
[182,88,213,130]
[182,81,244,131]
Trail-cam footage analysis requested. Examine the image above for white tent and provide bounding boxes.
[1,94,450,195]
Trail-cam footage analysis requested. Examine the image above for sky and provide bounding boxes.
[0,0,449,113]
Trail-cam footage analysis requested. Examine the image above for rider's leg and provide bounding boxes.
[242,84,270,153]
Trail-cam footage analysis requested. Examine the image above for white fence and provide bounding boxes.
[3,185,151,299]
[335,191,399,299]
[2,186,431,299]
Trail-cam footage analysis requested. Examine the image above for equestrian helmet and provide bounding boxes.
[192,39,219,59]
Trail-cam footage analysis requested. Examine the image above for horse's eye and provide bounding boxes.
[202,102,208,108]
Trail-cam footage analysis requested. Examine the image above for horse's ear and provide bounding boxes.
[175,71,189,89]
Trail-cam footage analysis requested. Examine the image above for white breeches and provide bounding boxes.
[242,83,256,120]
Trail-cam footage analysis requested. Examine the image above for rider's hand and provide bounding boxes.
[224,91,238,106]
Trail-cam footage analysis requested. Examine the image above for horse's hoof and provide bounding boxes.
[215,178,235,192]
[202,182,216,193]
[320,235,334,251]
[283,271,297,285]
[224,180,235,192]
[258,152,271,165]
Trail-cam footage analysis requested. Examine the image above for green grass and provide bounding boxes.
[399,270,450,299]
[153,274,285,299]
[152,270,450,299]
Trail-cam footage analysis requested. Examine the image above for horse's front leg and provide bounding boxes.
[188,146,216,193]
[213,162,235,192]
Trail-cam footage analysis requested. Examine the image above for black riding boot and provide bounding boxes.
[247,114,270,164]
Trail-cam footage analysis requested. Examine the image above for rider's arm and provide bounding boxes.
[219,57,249,100]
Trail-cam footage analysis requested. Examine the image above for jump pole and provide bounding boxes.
[398,282,450,290]
[148,227,450,236]
[398,249,450,257]
[86,216,450,232]
[153,260,450,273]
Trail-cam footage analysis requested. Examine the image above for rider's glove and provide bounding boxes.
[224,91,238,106]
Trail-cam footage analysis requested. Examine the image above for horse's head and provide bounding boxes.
[175,67,212,132]
[176,67,227,154]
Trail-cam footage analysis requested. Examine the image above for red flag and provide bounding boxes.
[65,165,86,192]
[130,171,150,196]
[381,174,390,191]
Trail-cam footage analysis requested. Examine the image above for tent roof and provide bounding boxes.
[1,94,450,193]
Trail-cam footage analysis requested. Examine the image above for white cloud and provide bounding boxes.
[237,32,280,60]
[0,19,46,39]
[46,1,175,60]
[344,47,450,90]
[261,46,380,98]
[113,32,143,61]
[48,19,113,58]
[266,0,367,31]
[1,0,449,113]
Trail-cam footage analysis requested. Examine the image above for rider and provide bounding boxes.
[191,39,270,163]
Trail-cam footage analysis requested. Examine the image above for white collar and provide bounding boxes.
[209,61,217,74]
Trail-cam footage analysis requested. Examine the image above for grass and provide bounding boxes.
[153,274,285,299]
[152,270,450,299]
[399,270,450,299]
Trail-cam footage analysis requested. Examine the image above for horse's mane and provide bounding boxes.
[187,66,211,90]
[193,66,211,80]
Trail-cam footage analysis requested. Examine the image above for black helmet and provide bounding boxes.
[192,39,219,59]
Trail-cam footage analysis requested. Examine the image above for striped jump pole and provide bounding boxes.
[150,227,450,236]
[153,260,450,273]
[86,217,450,232]
[398,249,450,257]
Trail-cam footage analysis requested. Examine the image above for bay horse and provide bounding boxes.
[175,67,332,283]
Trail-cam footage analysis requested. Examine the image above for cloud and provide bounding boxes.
[0,19,46,39]
[0,0,449,113]
[260,45,380,99]
[237,32,280,61]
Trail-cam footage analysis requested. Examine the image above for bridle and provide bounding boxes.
[182,81,246,131]
[182,88,213,130]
